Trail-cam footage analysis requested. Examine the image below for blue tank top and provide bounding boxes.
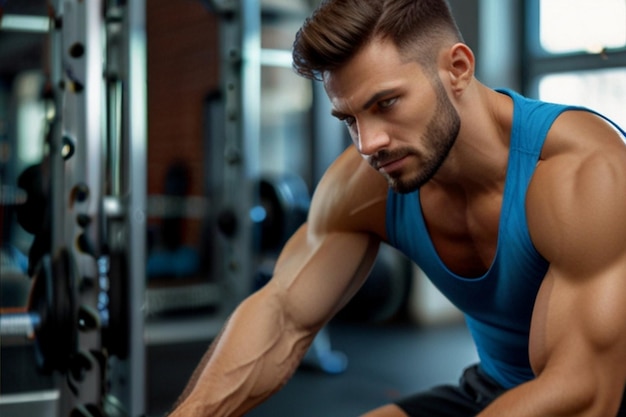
[386,89,626,389]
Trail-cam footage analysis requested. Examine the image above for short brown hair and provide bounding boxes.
[292,0,463,80]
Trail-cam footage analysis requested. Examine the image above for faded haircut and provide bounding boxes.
[292,0,463,81]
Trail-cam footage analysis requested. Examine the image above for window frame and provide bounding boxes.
[522,0,626,97]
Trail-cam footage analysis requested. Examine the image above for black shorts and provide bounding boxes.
[395,364,626,417]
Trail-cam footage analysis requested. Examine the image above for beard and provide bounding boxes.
[371,79,461,194]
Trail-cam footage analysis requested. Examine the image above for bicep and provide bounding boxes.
[267,223,380,331]
[531,264,626,371]
[264,146,388,331]
[529,263,626,415]
[528,150,626,412]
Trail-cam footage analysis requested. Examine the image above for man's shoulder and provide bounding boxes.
[527,109,626,265]
[531,109,626,198]
[541,109,626,161]
[309,146,389,238]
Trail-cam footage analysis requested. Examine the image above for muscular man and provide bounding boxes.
[169,0,626,415]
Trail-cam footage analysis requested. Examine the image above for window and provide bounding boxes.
[538,68,626,127]
[525,0,626,127]
[540,0,626,54]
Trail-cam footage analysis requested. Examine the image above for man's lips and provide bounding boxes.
[375,156,407,174]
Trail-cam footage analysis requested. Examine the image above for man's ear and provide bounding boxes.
[442,43,475,94]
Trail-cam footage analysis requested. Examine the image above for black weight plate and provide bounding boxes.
[29,249,78,374]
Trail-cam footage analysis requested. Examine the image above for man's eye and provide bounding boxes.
[342,116,356,127]
[378,97,397,110]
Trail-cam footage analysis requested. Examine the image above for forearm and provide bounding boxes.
[170,317,231,411]
[168,290,316,417]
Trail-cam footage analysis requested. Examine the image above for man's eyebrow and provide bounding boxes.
[330,88,397,119]
[331,108,347,119]
[362,89,396,111]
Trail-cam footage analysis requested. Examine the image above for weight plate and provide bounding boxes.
[28,249,78,374]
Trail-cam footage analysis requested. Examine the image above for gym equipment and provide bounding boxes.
[101,251,130,360]
[204,0,262,318]
[15,163,52,276]
[257,172,310,254]
[15,164,48,236]
[0,248,129,373]
[337,243,412,323]
[28,249,77,374]
[2,1,146,415]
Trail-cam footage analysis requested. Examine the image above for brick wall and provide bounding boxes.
[146,0,219,249]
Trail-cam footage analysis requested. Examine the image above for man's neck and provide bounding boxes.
[431,85,513,194]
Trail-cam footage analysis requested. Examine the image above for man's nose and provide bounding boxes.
[356,121,390,156]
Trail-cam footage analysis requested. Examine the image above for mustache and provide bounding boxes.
[369,149,411,170]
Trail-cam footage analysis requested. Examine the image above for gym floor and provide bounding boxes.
[147,318,478,417]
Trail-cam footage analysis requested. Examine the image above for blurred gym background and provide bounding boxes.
[1,1,625,416]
